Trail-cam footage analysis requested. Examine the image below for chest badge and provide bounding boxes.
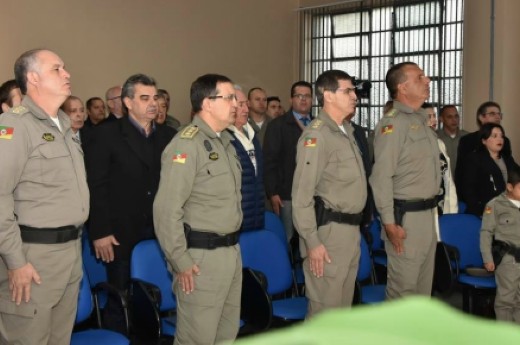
[42,133,55,142]
[209,152,219,160]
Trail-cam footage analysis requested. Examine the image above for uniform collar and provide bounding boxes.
[192,115,234,146]
[317,109,354,135]
[22,96,71,132]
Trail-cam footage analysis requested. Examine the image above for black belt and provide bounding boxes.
[186,230,240,250]
[326,210,363,226]
[394,198,437,212]
[20,225,81,244]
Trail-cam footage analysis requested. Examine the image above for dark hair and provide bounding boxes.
[507,166,520,186]
[315,70,353,107]
[86,97,104,111]
[476,101,501,127]
[60,95,83,112]
[190,74,232,114]
[247,87,265,100]
[385,62,417,99]
[121,74,156,115]
[14,48,46,95]
[0,79,20,107]
[290,81,312,98]
[267,96,280,105]
[421,102,434,109]
[478,123,505,154]
[440,104,458,117]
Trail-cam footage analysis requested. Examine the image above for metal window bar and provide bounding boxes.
[301,0,464,131]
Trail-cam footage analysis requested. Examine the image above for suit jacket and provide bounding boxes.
[461,149,517,216]
[455,130,512,198]
[352,122,374,226]
[263,110,305,201]
[85,117,176,259]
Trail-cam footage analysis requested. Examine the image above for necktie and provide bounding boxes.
[301,117,310,127]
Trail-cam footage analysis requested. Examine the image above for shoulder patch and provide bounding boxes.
[484,206,492,215]
[310,119,323,129]
[303,137,317,147]
[11,105,28,115]
[180,125,199,139]
[384,108,397,118]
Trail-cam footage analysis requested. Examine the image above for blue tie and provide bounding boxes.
[301,117,310,127]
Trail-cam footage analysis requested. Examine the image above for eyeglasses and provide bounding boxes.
[208,94,237,102]
[292,94,312,100]
[484,111,503,117]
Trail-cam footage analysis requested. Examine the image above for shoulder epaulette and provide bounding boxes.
[310,119,323,129]
[180,125,199,139]
[11,105,29,115]
[384,108,398,118]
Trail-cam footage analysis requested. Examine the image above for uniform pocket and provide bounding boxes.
[38,143,74,182]
[498,213,516,226]
[0,296,37,318]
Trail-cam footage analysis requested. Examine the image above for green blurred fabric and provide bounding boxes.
[232,297,520,345]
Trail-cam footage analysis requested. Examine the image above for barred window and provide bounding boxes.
[300,0,464,131]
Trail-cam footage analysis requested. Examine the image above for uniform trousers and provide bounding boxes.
[495,254,520,323]
[174,245,242,345]
[303,222,360,318]
[0,239,82,345]
[384,209,436,300]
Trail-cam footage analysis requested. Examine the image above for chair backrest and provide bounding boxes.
[264,211,288,251]
[130,239,176,311]
[439,214,483,269]
[458,201,467,214]
[239,230,293,295]
[367,219,383,251]
[357,236,372,281]
[81,228,108,287]
[76,265,94,324]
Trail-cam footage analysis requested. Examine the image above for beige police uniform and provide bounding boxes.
[369,101,440,300]
[292,111,367,317]
[481,194,520,323]
[0,96,89,344]
[154,115,242,345]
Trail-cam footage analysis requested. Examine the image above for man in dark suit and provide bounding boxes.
[84,74,176,332]
[263,81,313,244]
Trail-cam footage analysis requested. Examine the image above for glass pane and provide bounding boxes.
[333,12,370,35]
[371,32,391,56]
[372,7,392,32]
[332,35,369,58]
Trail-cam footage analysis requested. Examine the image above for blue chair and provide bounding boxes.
[240,230,307,323]
[354,236,386,304]
[71,266,130,345]
[130,239,176,340]
[264,211,289,251]
[438,214,496,314]
[458,201,467,214]
[81,229,129,333]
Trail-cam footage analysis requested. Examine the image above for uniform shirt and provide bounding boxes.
[292,110,367,250]
[0,96,89,269]
[154,115,242,273]
[369,101,441,225]
[480,193,520,264]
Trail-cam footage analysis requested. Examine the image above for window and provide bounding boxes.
[300,0,464,130]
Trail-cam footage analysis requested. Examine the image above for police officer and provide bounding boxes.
[0,49,89,344]
[370,62,440,299]
[154,74,242,344]
[292,70,367,317]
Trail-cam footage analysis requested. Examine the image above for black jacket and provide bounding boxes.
[461,149,517,216]
[263,111,305,201]
[85,118,176,259]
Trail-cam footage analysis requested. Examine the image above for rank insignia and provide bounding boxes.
[209,152,219,160]
[385,109,397,118]
[173,151,187,164]
[410,124,419,130]
[0,126,14,140]
[11,105,27,114]
[381,125,393,134]
[484,206,492,214]
[42,133,55,141]
[180,125,199,139]
[304,137,317,147]
[311,120,322,129]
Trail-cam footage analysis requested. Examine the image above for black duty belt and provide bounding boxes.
[326,210,363,226]
[20,225,81,244]
[186,229,240,250]
[394,198,437,212]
